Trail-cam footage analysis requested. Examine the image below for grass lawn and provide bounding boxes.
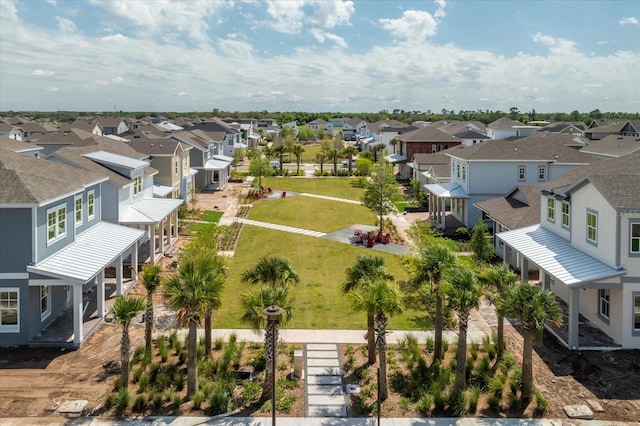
[200,210,224,222]
[248,196,376,232]
[212,226,424,330]
[261,177,366,201]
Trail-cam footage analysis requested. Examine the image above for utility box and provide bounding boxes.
[293,350,304,379]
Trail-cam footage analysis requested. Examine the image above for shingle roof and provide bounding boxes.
[432,121,486,135]
[475,185,542,230]
[543,154,640,209]
[540,122,587,133]
[398,126,461,143]
[581,135,640,158]
[0,148,106,205]
[453,129,490,140]
[126,135,190,155]
[487,117,524,129]
[0,136,43,153]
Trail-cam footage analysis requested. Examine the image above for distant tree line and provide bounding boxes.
[1,108,638,126]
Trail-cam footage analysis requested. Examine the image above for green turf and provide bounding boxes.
[200,210,224,223]
[261,177,366,201]
[212,225,423,330]
[248,196,375,232]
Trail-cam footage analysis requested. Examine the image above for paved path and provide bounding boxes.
[237,218,326,237]
[305,343,348,417]
[299,193,362,204]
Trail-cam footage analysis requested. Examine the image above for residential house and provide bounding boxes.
[0,135,44,157]
[486,117,539,140]
[424,133,594,230]
[307,118,332,132]
[0,122,25,140]
[497,155,640,350]
[49,145,182,265]
[0,118,49,139]
[431,120,486,136]
[362,120,416,155]
[453,129,490,147]
[342,117,367,139]
[396,126,462,179]
[189,118,242,158]
[126,134,197,202]
[89,117,129,135]
[539,121,587,136]
[58,121,104,136]
[27,128,98,156]
[410,149,457,186]
[0,149,145,347]
[580,135,640,158]
[585,120,640,141]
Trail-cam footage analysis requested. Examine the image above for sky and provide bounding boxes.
[1,0,639,113]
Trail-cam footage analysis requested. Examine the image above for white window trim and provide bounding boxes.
[517,165,526,181]
[538,166,547,181]
[547,198,555,222]
[0,287,20,333]
[599,288,610,321]
[40,285,51,321]
[633,292,640,335]
[561,202,570,228]
[74,194,83,227]
[87,190,95,220]
[46,203,67,245]
[133,176,143,196]
[587,210,598,245]
[630,222,640,255]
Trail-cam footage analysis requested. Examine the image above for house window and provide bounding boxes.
[561,202,570,227]
[74,195,83,226]
[587,210,598,244]
[40,286,50,321]
[133,176,142,195]
[634,293,640,332]
[518,165,526,181]
[175,160,178,174]
[462,165,466,182]
[599,289,610,320]
[87,190,95,219]
[538,166,546,181]
[631,223,640,254]
[0,288,19,332]
[47,204,66,243]
[456,164,460,179]
[547,198,555,221]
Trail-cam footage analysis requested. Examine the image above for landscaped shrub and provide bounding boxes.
[138,371,150,392]
[424,336,435,353]
[534,390,548,414]
[214,336,224,350]
[447,387,467,417]
[486,392,501,410]
[240,380,261,405]
[148,389,162,409]
[132,395,146,412]
[115,387,131,414]
[191,392,204,410]
[467,385,481,413]
[208,380,232,415]
[416,392,434,415]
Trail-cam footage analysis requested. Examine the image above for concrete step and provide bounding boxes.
[307,358,340,367]
[307,385,344,395]
[307,405,347,417]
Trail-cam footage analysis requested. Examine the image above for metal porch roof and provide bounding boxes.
[203,159,231,170]
[424,183,470,198]
[120,198,183,224]
[497,224,625,287]
[27,221,145,284]
[153,182,175,197]
[385,154,407,163]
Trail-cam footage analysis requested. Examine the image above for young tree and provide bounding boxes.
[500,283,562,401]
[249,155,272,190]
[292,143,305,175]
[469,219,494,264]
[445,266,483,391]
[112,295,147,389]
[361,161,397,233]
[350,280,403,401]
[343,255,394,364]
[164,255,225,397]
[342,145,358,175]
[315,151,328,175]
[328,147,340,175]
[479,264,517,360]
[140,264,163,354]
[232,148,245,169]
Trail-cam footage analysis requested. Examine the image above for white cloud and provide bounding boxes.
[310,1,354,29]
[46,87,59,93]
[596,40,608,45]
[32,69,55,77]
[619,16,638,26]
[112,77,124,84]
[45,0,57,5]
[309,28,347,48]
[101,33,127,42]
[434,0,447,19]
[55,16,77,33]
[380,10,438,42]
[531,32,577,55]
[265,0,305,34]
[177,91,187,97]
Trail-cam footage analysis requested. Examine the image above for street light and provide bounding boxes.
[263,305,284,426]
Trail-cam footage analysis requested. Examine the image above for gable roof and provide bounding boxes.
[487,117,525,129]
[0,136,43,153]
[543,155,640,210]
[126,134,190,155]
[453,129,490,140]
[475,185,542,230]
[580,135,640,158]
[432,120,486,135]
[0,148,106,205]
[540,122,587,133]
[398,126,461,143]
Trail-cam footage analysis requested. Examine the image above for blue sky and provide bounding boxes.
[1,0,638,113]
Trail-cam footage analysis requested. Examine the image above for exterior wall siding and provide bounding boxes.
[0,208,32,271]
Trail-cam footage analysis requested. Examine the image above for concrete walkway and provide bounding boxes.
[305,343,348,417]
[237,218,326,237]
[300,192,362,204]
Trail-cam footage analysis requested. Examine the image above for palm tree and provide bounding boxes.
[342,146,358,175]
[292,143,305,175]
[164,255,224,397]
[202,254,227,355]
[315,151,328,175]
[406,243,457,362]
[241,285,294,402]
[343,255,394,364]
[140,264,162,354]
[328,147,340,175]
[479,264,517,360]
[274,144,287,175]
[445,266,483,391]
[111,295,147,389]
[389,138,398,154]
[350,280,403,401]
[241,256,300,290]
[500,282,562,401]
[241,256,299,401]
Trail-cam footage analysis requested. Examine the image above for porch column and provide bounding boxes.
[131,243,139,281]
[150,224,157,265]
[520,257,529,283]
[441,197,446,228]
[543,272,551,291]
[115,255,123,296]
[503,245,510,266]
[73,284,83,346]
[172,210,179,244]
[159,219,166,257]
[96,270,105,318]
[568,287,580,349]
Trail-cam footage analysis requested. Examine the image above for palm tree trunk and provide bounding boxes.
[145,291,153,354]
[204,309,212,355]
[496,314,504,360]
[320,161,324,175]
[367,312,376,364]
[454,315,468,391]
[262,320,275,402]
[187,317,199,397]
[376,312,389,401]
[434,291,444,362]
[521,328,534,401]
[120,326,130,388]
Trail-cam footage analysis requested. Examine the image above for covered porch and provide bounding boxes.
[497,224,626,350]
[203,155,232,191]
[120,198,183,265]
[424,183,470,230]
[26,222,145,347]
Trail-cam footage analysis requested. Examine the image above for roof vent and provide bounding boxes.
[150,143,153,146]
[514,148,517,152]
[617,136,623,139]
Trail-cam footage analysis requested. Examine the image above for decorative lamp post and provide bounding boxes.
[263,305,284,426]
